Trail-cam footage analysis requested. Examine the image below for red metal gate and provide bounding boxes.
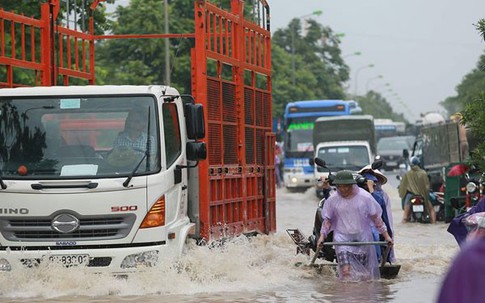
[192,0,275,240]
[0,1,95,87]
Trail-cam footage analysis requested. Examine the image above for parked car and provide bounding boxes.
[377,136,415,171]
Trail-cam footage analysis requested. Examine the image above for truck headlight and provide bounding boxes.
[120,250,159,269]
[466,182,477,193]
[291,177,298,183]
[0,258,11,271]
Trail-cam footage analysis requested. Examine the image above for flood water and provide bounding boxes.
[0,172,459,302]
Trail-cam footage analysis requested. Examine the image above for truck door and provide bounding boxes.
[146,101,188,230]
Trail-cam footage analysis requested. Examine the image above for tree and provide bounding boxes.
[0,0,113,34]
[443,19,485,172]
[271,18,349,120]
[0,1,112,85]
[440,53,485,115]
[95,0,193,91]
[271,18,406,122]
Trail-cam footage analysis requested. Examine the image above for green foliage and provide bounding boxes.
[462,93,485,172]
[448,19,485,172]
[271,17,403,122]
[271,18,349,120]
[0,1,41,17]
[0,0,114,34]
[440,52,485,115]
[477,19,485,42]
[95,0,194,92]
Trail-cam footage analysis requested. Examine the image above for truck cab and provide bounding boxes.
[0,85,206,273]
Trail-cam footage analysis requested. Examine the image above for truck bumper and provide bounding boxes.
[0,243,178,273]
[0,221,195,273]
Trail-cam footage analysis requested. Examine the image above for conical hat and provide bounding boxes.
[357,165,388,185]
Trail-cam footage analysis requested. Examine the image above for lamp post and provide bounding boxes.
[343,51,362,59]
[291,10,323,85]
[365,75,383,92]
[353,64,374,96]
[164,0,170,85]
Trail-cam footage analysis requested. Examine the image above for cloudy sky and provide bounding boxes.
[108,0,485,121]
[270,0,485,121]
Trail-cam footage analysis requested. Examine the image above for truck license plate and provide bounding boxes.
[412,205,424,212]
[48,254,89,267]
[386,161,397,167]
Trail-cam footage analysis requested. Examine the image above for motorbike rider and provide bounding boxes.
[317,170,393,281]
[398,156,436,223]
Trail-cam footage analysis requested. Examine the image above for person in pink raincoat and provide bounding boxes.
[317,170,393,281]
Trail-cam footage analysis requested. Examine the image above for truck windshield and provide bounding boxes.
[0,95,160,179]
[316,146,369,172]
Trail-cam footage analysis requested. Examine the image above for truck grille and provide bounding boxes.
[0,214,136,241]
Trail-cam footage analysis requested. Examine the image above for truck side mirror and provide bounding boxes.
[186,142,207,161]
[402,148,409,158]
[314,157,326,168]
[371,159,383,170]
[185,103,205,140]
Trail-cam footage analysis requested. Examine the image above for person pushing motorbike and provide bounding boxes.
[398,156,436,223]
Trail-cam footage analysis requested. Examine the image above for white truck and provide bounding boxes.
[0,84,276,273]
[312,115,376,197]
[0,0,275,273]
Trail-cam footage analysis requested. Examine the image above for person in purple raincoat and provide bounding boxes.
[447,196,485,247]
[438,212,485,303]
[317,170,393,281]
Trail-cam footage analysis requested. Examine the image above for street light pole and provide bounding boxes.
[291,10,322,86]
[164,0,170,85]
[343,51,362,59]
[353,64,374,96]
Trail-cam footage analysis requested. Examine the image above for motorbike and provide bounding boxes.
[396,174,438,223]
[450,170,484,214]
[430,191,445,222]
[408,193,428,223]
[464,172,484,208]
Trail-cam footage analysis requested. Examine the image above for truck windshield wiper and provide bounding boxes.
[31,182,98,190]
[0,176,6,189]
[123,152,147,188]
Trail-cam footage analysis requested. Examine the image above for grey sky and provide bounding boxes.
[270,0,485,121]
